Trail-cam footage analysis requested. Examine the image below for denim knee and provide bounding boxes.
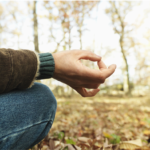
[0,82,57,150]
[27,82,57,148]
[33,82,57,121]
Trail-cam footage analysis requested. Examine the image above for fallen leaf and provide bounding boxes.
[78,137,91,143]
[120,139,142,149]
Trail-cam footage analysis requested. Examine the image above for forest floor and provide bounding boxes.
[30,96,150,150]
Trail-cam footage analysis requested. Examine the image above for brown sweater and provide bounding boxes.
[0,48,54,94]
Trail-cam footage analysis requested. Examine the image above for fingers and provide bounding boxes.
[80,63,116,83]
[75,50,116,83]
[79,51,101,62]
[74,87,100,97]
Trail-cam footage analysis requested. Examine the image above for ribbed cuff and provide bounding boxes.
[36,53,55,80]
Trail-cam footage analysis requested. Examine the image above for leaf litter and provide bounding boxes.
[29,96,150,150]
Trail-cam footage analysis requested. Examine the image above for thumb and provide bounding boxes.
[102,64,117,78]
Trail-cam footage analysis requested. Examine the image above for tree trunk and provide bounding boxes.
[79,28,82,50]
[120,35,130,95]
[79,4,85,50]
[33,1,40,53]
[33,1,41,83]
[68,27,71,50]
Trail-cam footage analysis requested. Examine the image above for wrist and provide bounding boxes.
[36,53,55,80]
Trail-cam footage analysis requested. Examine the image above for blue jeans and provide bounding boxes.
[0,82,57,150]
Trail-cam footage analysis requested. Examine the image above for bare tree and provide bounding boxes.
[43,1,99,52]
[73,1,100,49]
[105,1,140,95]
[43,1,69,53]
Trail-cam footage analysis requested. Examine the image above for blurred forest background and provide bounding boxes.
[0,0,150,97]
[1,1,150,149]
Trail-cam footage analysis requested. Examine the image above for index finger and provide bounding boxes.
[82,64,116,83]
[97,60,107,70]
[73,87,100,97]
[79,50,102,62]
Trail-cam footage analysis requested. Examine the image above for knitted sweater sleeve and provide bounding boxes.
[35,53,55,80]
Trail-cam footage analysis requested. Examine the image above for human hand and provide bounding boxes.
[52,50,116,97]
